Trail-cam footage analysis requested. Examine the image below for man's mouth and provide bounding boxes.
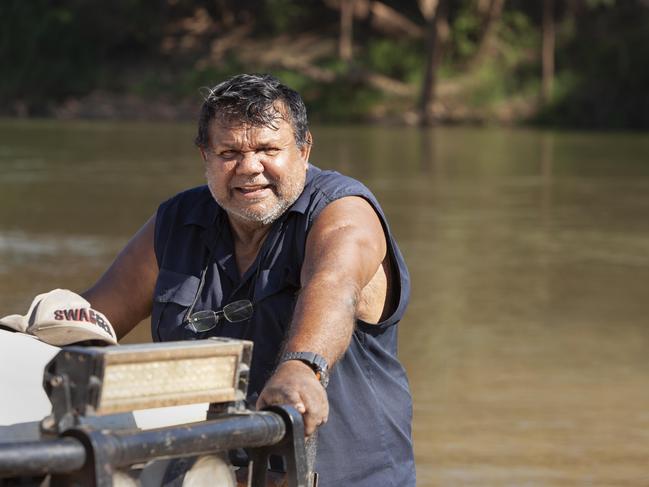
[234,184,273,198]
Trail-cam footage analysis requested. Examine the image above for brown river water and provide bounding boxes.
[1,120,649,486]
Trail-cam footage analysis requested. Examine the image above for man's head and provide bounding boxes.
[196,74,312,227]
[195,73,310,151]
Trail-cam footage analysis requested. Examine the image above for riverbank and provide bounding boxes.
[3,2,649,130]
[0,24,544,126]
[5,78,540,127]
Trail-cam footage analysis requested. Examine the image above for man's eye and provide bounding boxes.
[219,151,237,159]
[262,148,280,156]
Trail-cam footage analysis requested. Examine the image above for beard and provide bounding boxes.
[208,174,305,226]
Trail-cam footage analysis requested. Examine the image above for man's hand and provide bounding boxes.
[256,360,328,436]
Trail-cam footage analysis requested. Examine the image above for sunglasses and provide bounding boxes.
[184,299,254,333]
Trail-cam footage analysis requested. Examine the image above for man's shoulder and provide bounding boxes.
[297,165,385,229]
[307,165,373,202]
[163,185,213,206]
[157,185,217,227]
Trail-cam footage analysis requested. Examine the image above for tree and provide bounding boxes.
[541,0,555,104]
[339,0,355,61]
[418,0,449,126]
[468,0,506,68]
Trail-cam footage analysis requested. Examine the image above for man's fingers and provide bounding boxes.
[297,389,328,436]
[256,361,330,436]
[302,414,319,436]
[258,389,324,435]
[256,387,304,411]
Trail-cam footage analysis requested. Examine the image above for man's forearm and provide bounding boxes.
[283,272,359,366]
[255,272,359,435]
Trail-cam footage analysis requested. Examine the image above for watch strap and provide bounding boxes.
[280,351,329,387]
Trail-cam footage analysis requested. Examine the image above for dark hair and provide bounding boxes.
[195,73,310,149]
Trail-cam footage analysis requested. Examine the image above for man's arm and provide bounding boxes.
[256,196,387,435]
[82,215,159,340]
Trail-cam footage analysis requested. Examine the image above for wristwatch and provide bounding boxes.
[280,351,329,388]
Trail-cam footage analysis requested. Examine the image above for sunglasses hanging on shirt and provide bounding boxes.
[184,299,254,333]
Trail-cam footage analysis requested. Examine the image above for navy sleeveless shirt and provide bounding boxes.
[152,165,415,487]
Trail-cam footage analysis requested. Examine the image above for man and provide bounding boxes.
[83,73,415,486]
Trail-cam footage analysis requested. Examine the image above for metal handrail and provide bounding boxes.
[0,407,311,486]
[0,437,86,477]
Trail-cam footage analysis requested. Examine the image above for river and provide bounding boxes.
[1,120,649,485]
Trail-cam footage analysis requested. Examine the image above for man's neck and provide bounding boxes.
[227,215,273,276]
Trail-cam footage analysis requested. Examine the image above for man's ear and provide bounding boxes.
[199,147,208,162]
[300,131,313,166]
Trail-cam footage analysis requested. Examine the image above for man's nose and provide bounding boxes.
[236,151,264,175]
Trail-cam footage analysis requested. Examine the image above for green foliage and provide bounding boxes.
[262,0,307,32]
[305,81,384,122]
[363,39,424,84]
[538,1,649,129]
[450,6,482,60]
[257,0,330,35]
[444,6,539,111]
[498,9,537,58]
[1,0,649,128]
[466,64,507,108]
[268,70,312,94]
[0,0,165,112]
[183,59,248,95]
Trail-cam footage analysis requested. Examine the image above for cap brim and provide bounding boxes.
[32,323,117,346]
[0,314,28,333]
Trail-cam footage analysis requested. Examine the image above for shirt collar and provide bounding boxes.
[182,187,220,229]
[286,163,318,215]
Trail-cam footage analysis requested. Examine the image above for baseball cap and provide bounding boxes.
[0,289,117,346]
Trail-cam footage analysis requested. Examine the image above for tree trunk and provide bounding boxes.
[468,0,505,68]
[541,0,555,104]
[418,0,447,126]
[339,0,354,61]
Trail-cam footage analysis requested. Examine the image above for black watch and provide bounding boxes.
[280,351,329,387]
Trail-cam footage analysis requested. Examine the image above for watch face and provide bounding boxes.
[310,355,328,373]
[318,370,330,388]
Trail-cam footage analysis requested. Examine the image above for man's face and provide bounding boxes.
[200,113,311,227]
